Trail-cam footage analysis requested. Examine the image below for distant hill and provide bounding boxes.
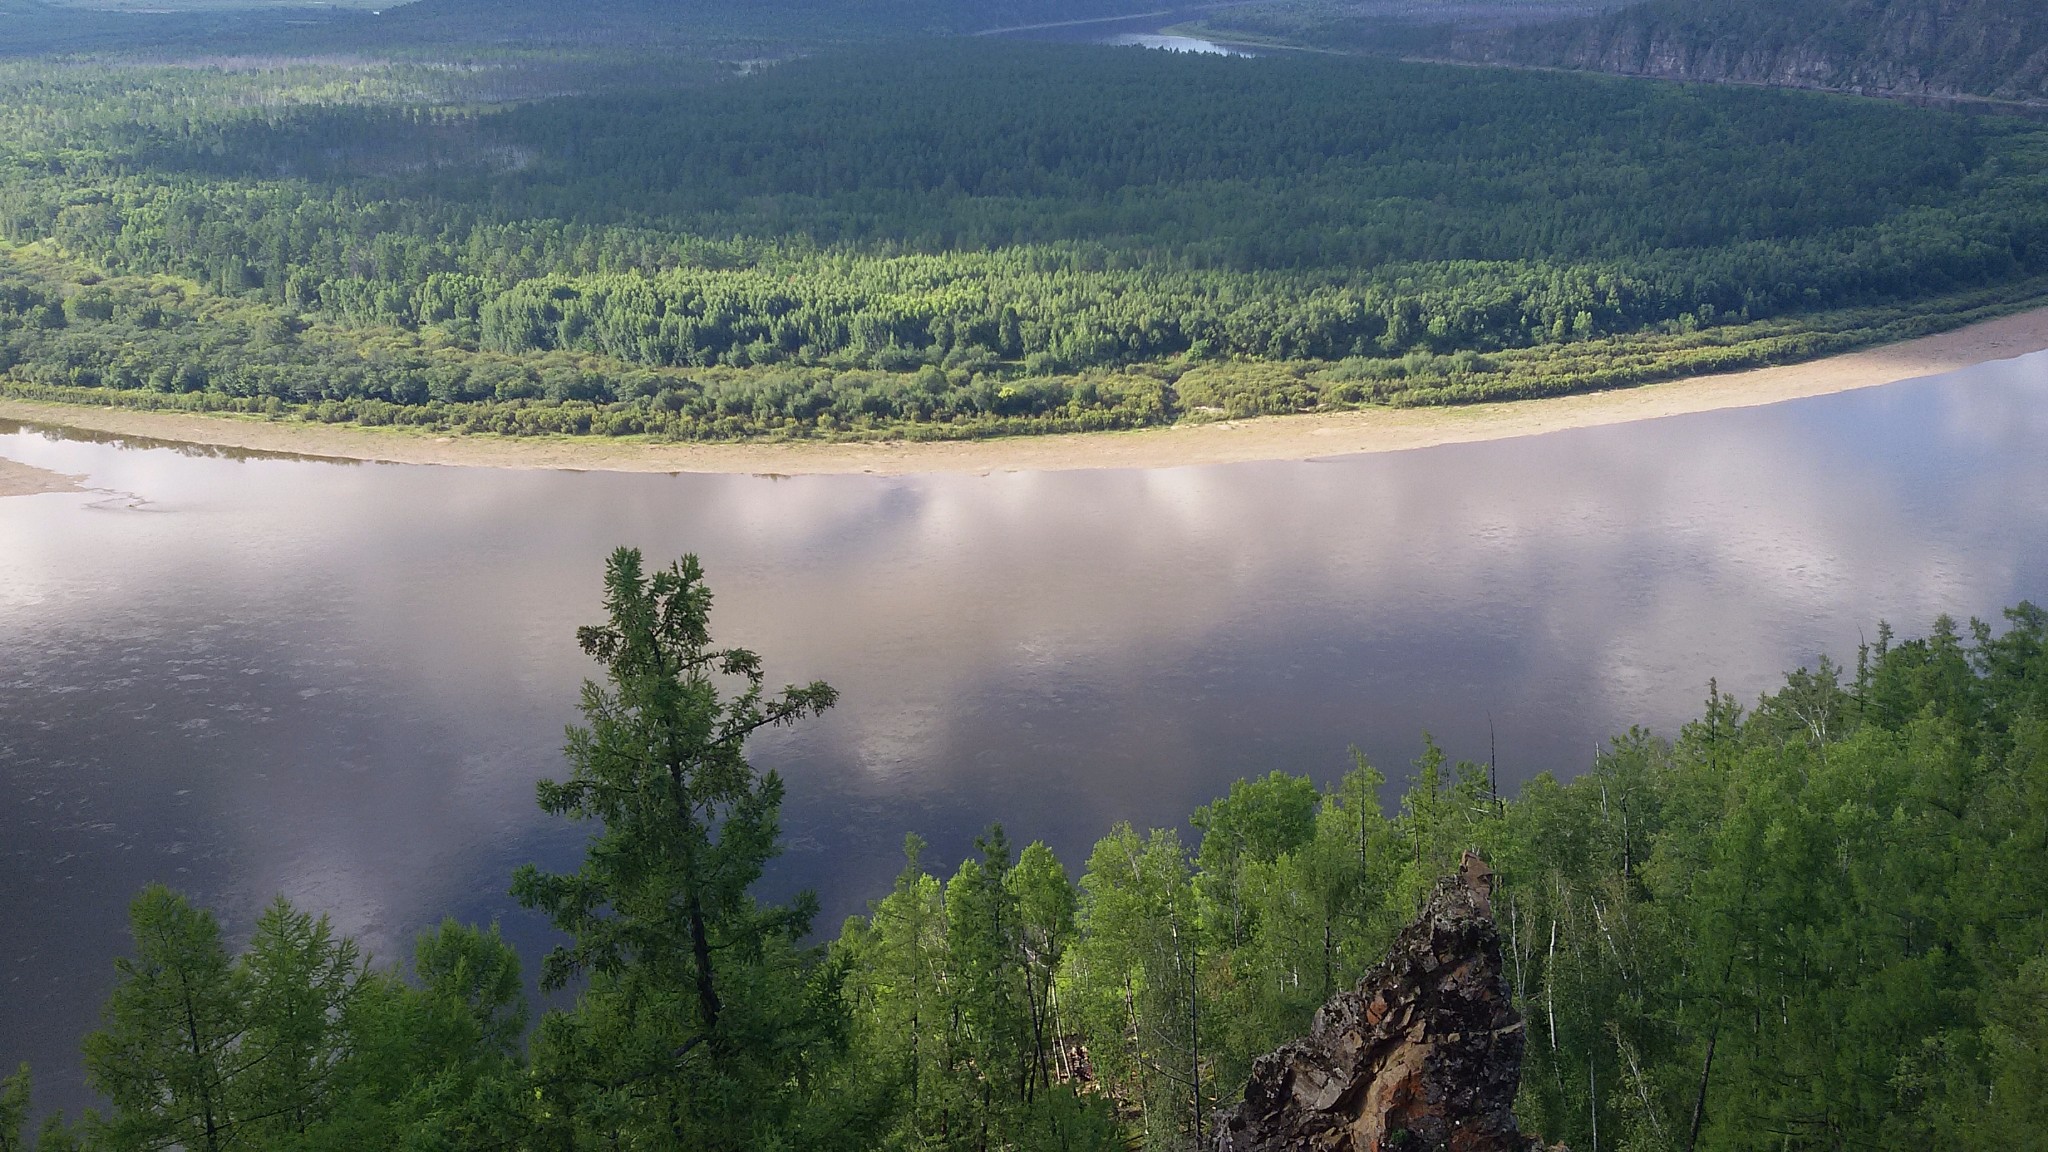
[1453,0,2048,104]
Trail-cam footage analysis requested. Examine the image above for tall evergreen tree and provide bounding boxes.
[512,547,842,1149]
[238,899,364,1146]
[83,886,249,1152]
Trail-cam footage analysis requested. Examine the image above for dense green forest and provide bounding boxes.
[6,547,2047,1151]
[0,0,1159,57]
[4,42,2048,441]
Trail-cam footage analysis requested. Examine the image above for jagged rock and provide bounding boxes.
[1213,853,1549,1152]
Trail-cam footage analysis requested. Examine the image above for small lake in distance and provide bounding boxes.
[6,351,2048,1115]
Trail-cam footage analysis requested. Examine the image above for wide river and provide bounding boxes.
[6,352,2048,1115]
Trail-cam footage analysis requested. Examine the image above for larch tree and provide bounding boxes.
[512,547,841,1150]
[83,885,250,1152]
[238,899,364,1146]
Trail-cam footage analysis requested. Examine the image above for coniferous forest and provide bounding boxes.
[4,41,2048,440]
[6,548,2046,1152]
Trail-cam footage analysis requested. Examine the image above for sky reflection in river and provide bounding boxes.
[5,351,2048,1113]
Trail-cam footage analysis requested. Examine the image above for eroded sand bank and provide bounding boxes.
[0,456,83,498]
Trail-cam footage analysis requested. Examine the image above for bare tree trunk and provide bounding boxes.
[1190,933,1202,1146]
[1322,919,1334,1001]
[667,762,721,1035]
[1024,967,1044,1102]
[1686,1020,1721,1152]
[1687,955,1737,1152]
[686,885,722,1033]
[1546,917,1559,1053]
[1510,897,1525,1003]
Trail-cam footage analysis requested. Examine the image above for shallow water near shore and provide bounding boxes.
[5,350,2048,1116]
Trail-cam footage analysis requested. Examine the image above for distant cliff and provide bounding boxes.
[1452,0,2048,104]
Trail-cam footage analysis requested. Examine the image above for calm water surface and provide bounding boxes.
[6,353,2048,1114]
[1101,33,1253,55]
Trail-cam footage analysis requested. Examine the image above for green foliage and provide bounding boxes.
[1205,756,1407,1102]
[511,547,842,1149]
[1191,771,1318,950]
[822,831,1117,1151]
[238,899,363,1146]
[70,888,535,1151]
[1066,823,1203,1149]
[0,1065,27,1152]
[312,921,532,1152]
[6,239,2045,443]
[5,43,2048,441]
[1970,952,2048,1144]
[83,886,252,1152]
[1027,604,2048,1150]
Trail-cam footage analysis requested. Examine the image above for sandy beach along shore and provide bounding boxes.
[3,305,2047,477]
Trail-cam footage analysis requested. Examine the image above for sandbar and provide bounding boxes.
[3,306,2046,476]
[0,457,84,498]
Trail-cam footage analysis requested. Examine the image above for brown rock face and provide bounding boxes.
[1212,855,1543,1152]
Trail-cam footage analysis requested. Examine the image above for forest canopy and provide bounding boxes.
[3,42,2047,440]
[0,0,1163,56]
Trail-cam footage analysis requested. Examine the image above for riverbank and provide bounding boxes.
[3,305,2046,476]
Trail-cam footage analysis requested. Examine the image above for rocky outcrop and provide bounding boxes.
[1213,853,1548,1152]
[1451,0,2048,105]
